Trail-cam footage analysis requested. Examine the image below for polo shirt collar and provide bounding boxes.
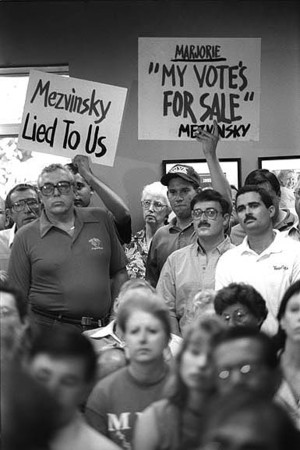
[241,229,282,256]
[169,216,193,232]
[39,207,98,238]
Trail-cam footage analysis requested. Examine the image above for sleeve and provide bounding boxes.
[145,237,159,287]
[133,405,160,450]
[85,382,109,437]
[7,232,31,301]
[215,252,232,291]
[105,212,128,277]
[157,256,177,320]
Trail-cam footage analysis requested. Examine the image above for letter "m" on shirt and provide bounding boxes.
[108,413,130,431]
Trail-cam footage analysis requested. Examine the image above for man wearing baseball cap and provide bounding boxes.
[146,121,232,287]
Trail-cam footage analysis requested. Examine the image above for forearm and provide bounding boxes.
[111,268,128,303]
[84,171,131,224]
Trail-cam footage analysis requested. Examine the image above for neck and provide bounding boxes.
[176,215,192,230]
[145,222,161,246]
[186,389,210,412]
[273,208,285,227]
[198,234,225,253]
[128,358,167,384]
[282,340,300,368]
[46,208,75,226]
[247,228,275,255]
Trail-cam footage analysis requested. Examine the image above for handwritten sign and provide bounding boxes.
[138,38,261,141]
[18,70,127,166]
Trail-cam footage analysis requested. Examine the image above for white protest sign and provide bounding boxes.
[139,38,261,141]
[18,70,127,166]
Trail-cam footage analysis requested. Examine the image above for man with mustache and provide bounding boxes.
[216,185,300,336]
[0,183,41,272]
[157,189,233,335]
[146,121,232,288]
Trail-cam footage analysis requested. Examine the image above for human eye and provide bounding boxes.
[206,208,217,218]
[181,188,190,195]
[249,202,260,209]
[34,369,51,383]
[27,199,39,207]
[236,205,245,213]
[168,190,176,196]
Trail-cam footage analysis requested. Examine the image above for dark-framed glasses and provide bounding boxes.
[11,199,40,212]
[192,208,220,220]
[141,200,167,211]
[40,181,73,197]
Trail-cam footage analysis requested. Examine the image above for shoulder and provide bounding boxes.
[77,206,110,221]
[79,419,120,450]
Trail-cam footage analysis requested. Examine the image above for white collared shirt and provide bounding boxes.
[216,230,300,335]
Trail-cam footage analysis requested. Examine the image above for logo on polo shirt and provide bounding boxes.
[89,238,103,250]
[169,165,189,175]
[273,265,288,270]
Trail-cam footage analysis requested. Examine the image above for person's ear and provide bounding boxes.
[222,213,230,228]
[269,205,276,219]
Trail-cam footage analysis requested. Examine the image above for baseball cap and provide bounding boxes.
[161,164,201,187]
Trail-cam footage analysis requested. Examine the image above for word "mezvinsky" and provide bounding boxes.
[30,79,111,124]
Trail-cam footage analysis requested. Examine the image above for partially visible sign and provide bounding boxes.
[18,70,127,166]
[139,38,261,141]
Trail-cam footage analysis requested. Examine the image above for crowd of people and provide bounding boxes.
[1,123,300,449]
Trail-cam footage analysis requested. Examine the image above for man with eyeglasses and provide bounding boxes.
[146,121,232,288]
[157,189,234,335]
[66,155,132,244]
[8,163,128,334]
[0,183,41,272]
[211,327,282,399]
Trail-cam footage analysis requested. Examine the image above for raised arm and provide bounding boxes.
[72,155,131,226]
[195,120,232,210]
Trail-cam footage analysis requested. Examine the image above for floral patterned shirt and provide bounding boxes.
[125,229,148,279]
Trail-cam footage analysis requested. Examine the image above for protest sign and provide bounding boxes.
[18,70,127,165]
[139,38,261,141]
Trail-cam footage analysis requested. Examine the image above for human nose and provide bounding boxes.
[53,185,61,196]
[138,329,148,343]
[196,353,209,369]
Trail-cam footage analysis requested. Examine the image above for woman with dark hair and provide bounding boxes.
[214,282,268,330]
[85,289,172,449]
[133,315,225,450]
[275,280,300,430]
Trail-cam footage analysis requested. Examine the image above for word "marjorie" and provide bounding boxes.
[30,79,111,124]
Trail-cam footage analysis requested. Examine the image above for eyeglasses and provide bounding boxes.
[221,309,248,324]
[192,208,220,220]
[217,363,263,381]
[11,199,40,212]
[141,200,167,211]
[39,181,73,197]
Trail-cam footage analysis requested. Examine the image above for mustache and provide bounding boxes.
[244,214,255,223]
[197,221,210,228]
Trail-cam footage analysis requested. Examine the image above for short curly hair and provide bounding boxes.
[214,282,268,324]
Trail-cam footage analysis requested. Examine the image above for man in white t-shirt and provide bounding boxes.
[216,185,300,335]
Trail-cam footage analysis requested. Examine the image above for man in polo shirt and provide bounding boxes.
[8,163,128,333]
[230,169,296,245]
[216,185,300,335]
[157,189,234,335]
[146,121,232,287]
[0,183,41,272]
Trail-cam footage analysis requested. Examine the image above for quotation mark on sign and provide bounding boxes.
[244,92,254,101]
[148,62,160,75]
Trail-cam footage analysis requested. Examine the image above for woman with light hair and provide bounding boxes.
[125,181,171,278]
